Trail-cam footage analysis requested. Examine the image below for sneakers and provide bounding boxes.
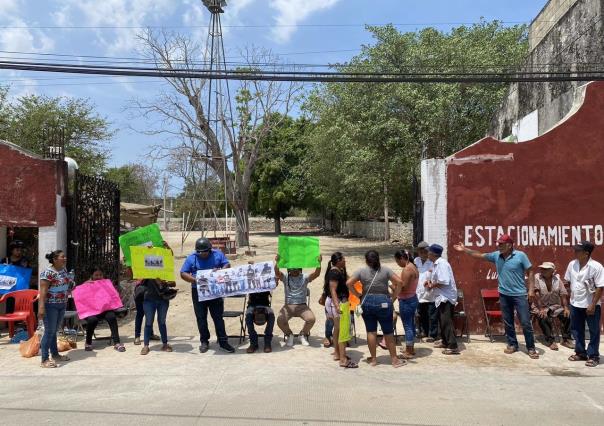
[285,334,294,347]
[199,341,209,353]
[298,334,310,346]
[219,342,235,353]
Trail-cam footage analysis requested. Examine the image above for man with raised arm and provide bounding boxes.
[454,234,539,359]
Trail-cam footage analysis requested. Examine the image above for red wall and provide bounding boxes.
[446,82,604,332]
[0,143,62,227]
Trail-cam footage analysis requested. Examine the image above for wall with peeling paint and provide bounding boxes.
[447,81,604,332]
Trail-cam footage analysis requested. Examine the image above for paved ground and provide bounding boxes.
[1,232,603,425]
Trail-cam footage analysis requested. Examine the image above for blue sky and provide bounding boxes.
[0,0,546,194]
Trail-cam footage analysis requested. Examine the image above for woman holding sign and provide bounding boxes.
[83,267,125,353]
[139,278,176,355]
[347,250,406,368]
[38,250,74,368]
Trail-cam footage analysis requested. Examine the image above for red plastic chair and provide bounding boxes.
[480,288,503,342]
[0,290,39,338]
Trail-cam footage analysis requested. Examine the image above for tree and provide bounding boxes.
[0,88,113,174]
[131,31,303,247]
[304,21,528,239]
[104,163,159,203]
[249,114,313,234]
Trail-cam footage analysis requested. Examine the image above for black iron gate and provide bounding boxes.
[411,174,424,246]
[68,171,120,284]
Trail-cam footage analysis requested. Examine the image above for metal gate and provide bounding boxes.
[68,171,120,284]
[411,174,424,246]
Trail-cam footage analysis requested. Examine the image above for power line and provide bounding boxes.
[0,59,603,83]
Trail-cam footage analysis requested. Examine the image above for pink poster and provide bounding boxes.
[72,279,124,319]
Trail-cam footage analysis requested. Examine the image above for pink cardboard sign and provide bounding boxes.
[72,279,123,319]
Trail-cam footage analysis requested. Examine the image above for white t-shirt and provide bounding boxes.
[429,257,457,307]
[415,258,434,303]
[564,259,604,308]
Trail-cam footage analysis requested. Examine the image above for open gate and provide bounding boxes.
[68,171,120,285]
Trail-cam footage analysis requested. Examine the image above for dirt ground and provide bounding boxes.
[1,231,604,425]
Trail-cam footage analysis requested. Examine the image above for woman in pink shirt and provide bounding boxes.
[395,250,419,359]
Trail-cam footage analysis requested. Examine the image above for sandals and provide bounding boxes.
[528,350,539,359]
[568,353,588,362]
[392,358,407,368]
[585,359,599,367]
[140,346,150,355]
[161,344,173,352]
[378,341,388,350]
[504,346,518,354]
[52,354,70,362]
[85,344,93,351]
[114,343,126,352]
[322,337,332,348]
[340,359,358,369]
[433,342,447,349]
[40,359,57,368]
[442,348,461,355]
[561,340,574,349]
[548,343,559,351]
[133,337,141,345]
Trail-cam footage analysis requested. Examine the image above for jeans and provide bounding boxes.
[40,303,66,362]
[143,299,169,345]
[499,293,535,350]
[418,302,439,338]
[361,294,394,335]
[325,318,334,340]
[245,306,275,346]
[85,310,121,345]
[399,296,419,344]
[134,293,154,338]
[571,304,601,360]
[536,312,571,345]
[437,302,458,350]
[191,286,227,343]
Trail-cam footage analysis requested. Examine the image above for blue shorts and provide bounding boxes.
[361,294,394,335]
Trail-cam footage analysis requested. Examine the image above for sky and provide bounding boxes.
[0,0,546,195]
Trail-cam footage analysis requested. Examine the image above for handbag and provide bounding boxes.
[154,281,178,301]
[355,268,380,318]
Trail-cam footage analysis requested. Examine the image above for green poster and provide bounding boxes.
[277,236,320,269]
[119,223,164,266]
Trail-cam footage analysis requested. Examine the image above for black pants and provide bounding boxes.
[537,312,571,345]
[191,286,228,344]
[85,310,120,345]
[438,302,458,349]
[418,302,439,338]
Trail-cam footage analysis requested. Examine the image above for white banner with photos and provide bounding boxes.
[196,261,276,301]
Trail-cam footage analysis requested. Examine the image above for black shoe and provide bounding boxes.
[219,342,235,353]
[150,334,161,341]
[199,341,209,353]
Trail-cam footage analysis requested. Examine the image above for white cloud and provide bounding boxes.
[0,0,55,53]
[55,0,176,54]
[269,0,340,43]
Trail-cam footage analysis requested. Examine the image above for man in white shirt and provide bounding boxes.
[425,244,459,355]
[564,241,604,367]
[415,241,438,342]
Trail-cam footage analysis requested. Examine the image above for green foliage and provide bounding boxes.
[249,114,314,220]
[0,88,113,174]
[104,164,159,203]
[304,20,528,221]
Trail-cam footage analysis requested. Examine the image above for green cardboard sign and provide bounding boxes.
[277,236,320,269]
[119,223,164,266]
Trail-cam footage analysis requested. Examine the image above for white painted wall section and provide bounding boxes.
[37,195,67,280]
[512,109,539,142]
[421,159,448,258]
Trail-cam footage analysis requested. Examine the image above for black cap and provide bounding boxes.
[574,240,595,255]
[195,238,212,253]
[8,240,25,251]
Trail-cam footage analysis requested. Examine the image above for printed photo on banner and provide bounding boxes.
[130,246,175,281]
[196,261,276,301]
[118,223,164,266]
[0,265,33,294]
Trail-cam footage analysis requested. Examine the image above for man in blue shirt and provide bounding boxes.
[454,234,539,359]
[180,237,234,353]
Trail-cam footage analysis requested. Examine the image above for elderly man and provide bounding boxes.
[415,241,438,342]
[180,237,235,354]
[532,262,572,351]
[454,234,538,359]
[564,241,604,367]
[425,244,459,355]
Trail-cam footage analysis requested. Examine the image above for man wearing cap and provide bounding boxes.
[180,237,235,353]
[425,244,459,355]
[454,234,539,359]
[1,240,30,268]
[564,241,604,367]
[415,241,438,342]
[532,262,572,351]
